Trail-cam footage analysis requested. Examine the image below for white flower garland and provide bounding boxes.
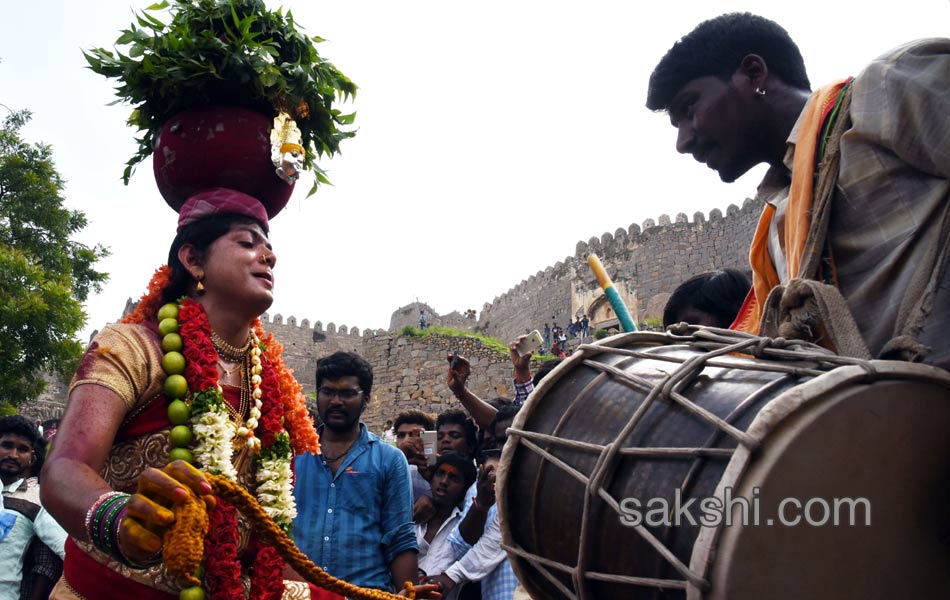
[255,449,297,527]
[191,408,239,481]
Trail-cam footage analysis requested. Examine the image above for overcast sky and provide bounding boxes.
[2,1,947,340]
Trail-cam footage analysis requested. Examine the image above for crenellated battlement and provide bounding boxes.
[570,200,755,262]
[260,312,382,339]
[480,198,763,343]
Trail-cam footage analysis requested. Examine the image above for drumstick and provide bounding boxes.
[587,253,637,332]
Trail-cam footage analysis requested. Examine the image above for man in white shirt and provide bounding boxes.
[425,406,523,600]
[0,415,67,600]
[415,452,476,599]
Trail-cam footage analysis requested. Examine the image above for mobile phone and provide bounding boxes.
[450,351,459,368]
[516,330,544,356]
[422,430,437,466]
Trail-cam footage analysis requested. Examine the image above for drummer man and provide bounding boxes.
[647,13,950,370]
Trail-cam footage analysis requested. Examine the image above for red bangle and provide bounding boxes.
[471,498,489,513]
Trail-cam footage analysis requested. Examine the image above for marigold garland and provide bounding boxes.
[179,300,239,480]
[255,324,320,455]
[206,474,417,600]
[166,299,291,598]
[122,265,171,324]
[183,478,389,600]
[163,488,209,588]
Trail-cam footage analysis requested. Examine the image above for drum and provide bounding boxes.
[498,327,950,600]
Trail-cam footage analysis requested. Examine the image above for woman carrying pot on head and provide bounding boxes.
[41,189,324,599]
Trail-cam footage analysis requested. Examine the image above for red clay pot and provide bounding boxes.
[152,105,294,218]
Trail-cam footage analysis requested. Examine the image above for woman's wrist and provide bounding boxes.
[86,491,161,569]
[84,491,127,542]
[115,515,163,569]
[87,491,132,560]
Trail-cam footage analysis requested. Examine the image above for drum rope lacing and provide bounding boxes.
[501,325,882,599]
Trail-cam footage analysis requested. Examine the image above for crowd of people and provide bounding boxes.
[367,335,561,600]
[3,9,947,600]
[540,315,590,357]
[2,267,748,600]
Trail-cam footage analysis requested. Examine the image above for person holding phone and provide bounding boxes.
[445,334,537,430]
[393,411,436,473]
[423,407,522,600]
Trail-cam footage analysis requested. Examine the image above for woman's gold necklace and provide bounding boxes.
[211,329,252,362]
[220,356,250,425]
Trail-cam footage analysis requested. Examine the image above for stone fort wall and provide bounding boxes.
[211,316,539,432]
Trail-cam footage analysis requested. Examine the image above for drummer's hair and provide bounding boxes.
[162,213,268,305]
[647,12,811,112]
[393,409,435,433]
[316,351,374,397]
[663,269,751,328]
[532,359,563,386]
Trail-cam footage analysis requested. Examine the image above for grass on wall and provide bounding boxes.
[400,326,556,361]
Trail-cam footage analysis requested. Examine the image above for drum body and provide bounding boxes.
[498,330,950,600]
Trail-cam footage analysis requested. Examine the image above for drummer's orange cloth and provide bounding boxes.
[731,78,852,334]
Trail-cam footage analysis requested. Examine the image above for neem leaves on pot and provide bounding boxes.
[84,0,357,195]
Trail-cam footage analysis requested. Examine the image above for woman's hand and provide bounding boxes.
[116,460,214,563]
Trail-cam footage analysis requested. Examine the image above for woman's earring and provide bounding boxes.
[755,87,767,97]
[196,274,205,296]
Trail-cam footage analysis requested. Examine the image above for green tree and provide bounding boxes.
[0,109,109,408]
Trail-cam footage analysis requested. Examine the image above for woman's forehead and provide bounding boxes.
[229,222,270,242]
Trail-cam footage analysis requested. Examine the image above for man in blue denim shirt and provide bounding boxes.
[293,351,419,594]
